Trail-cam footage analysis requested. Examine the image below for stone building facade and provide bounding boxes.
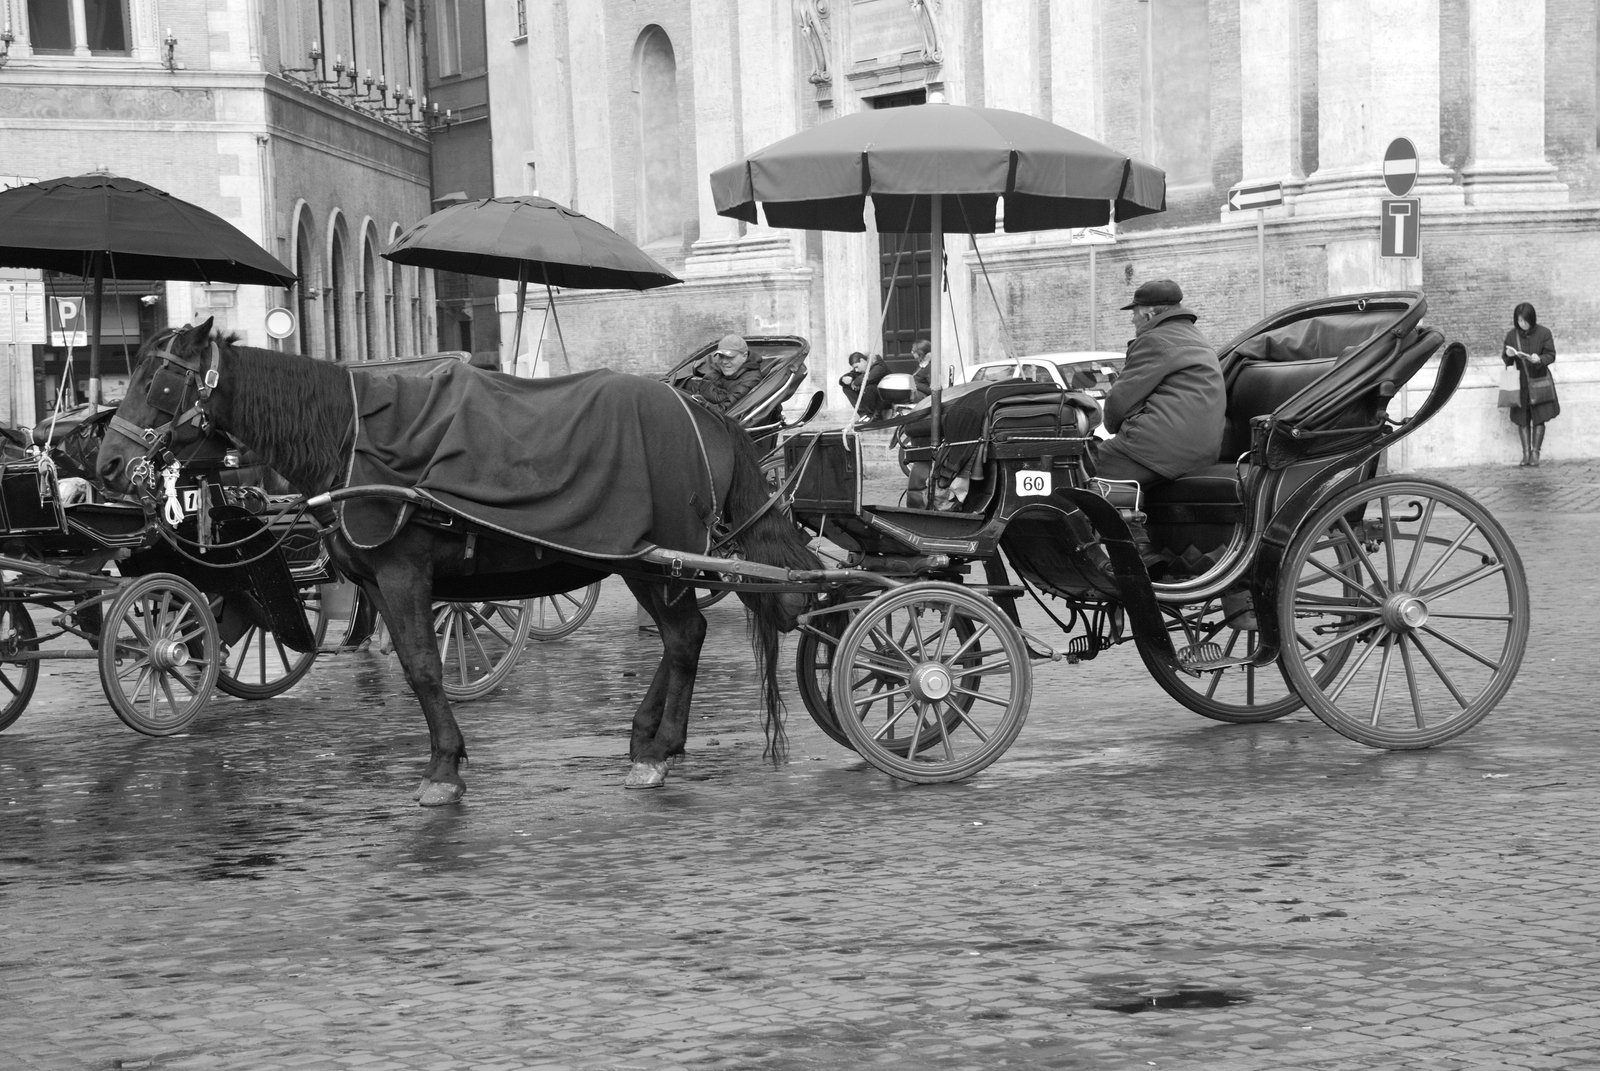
[0,0,438,425]
[487,0,1600,467]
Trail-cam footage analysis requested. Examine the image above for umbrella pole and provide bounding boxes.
[88,255,104,407]
[509,263,527,376]
[930,195,943,443]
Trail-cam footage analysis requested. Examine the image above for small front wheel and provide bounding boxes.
[526,583,602,640]
[214,585,330,700]
[1278,477,1529,749]
[831,582,1031,783]
[99,573,220,736]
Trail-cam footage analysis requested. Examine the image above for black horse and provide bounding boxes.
[96,320,820,806]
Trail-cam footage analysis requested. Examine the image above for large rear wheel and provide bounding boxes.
[527,583,602,640]
[435,599,535,700]
[831,582,1031,783]
[1278,478,1528,749]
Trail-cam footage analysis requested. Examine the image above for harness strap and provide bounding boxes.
[710,433,819,553]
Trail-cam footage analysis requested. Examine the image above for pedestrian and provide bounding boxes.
[1501,301,1560,467]
[685,333,763,411]
[851,352,892,423]
[910,339,934,397]
[839,351,869,409]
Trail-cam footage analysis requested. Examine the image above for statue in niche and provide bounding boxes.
[800,0,832,86]
[910,0,941,63]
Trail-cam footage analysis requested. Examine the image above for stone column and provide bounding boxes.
[1048,0,1102,137]
[1459,0,1567,206]
[1300,0,1461,214]
[1237,0,1302,186]
[983,0,1038,114]
[687,0,742,257]
[564,13,614,223]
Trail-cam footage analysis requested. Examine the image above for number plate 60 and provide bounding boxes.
[1014,470,1051,497]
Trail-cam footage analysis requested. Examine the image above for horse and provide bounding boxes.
[96,319,821,806]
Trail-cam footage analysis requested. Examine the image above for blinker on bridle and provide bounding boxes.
[106,326,221,456]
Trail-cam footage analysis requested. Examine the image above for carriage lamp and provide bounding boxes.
[162,28,178,72]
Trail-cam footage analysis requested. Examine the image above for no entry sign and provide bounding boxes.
[1384,138,1418,197]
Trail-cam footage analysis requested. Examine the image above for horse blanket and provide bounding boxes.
[338,366,719,558]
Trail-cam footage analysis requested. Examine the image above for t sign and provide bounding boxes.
[1381,198,1420,259]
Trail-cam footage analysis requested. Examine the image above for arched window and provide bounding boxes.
[330,229,349,362]
[362,231,383,361]
[634,26,684,249]
[293,211,317,357]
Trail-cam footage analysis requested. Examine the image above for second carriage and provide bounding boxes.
[676,289,1528,782]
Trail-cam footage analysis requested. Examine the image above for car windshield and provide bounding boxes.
[1058,362,1120,392]
[972,363,1047,383]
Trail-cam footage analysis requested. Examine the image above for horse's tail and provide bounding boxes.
[719,414,823,762]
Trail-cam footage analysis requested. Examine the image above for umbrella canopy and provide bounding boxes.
[383,195,682,290]
[710,103,1166,411]
[710,103,1166,234]
[383,195,682,375]
[0,172,297,286]
[0,172,297,405]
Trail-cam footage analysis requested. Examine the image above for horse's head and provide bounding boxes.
[95,316,222,496]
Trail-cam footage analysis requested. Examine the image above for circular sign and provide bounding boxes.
[1383,137,1419,197]
[264,306,297,340]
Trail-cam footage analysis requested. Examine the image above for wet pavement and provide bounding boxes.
[3,456,1599,1070]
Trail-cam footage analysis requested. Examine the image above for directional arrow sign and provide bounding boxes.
[1228,181,1284,211]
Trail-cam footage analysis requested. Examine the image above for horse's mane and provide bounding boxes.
[213,332,353,493]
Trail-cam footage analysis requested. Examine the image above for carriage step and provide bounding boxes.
[1177,642,1253,673]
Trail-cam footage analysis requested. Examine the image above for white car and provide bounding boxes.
[964,352,1124,401]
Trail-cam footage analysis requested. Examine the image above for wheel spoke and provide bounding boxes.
[1404,632,1471,708]
[1415,622,1506,672]
[1334,516,1391,598]
[1399,496,1439,590]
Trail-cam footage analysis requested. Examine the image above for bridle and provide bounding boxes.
[105,326,223,460]
[103,326,227,521]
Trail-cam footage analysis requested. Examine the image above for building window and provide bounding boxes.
[634,26,683,248]
[516,0,527,39]
[24,0,129,54]
[25,0,74,51]
[436,0,461,76]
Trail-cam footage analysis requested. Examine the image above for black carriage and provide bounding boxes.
[692,290,1527,782]
[0,406,328,735]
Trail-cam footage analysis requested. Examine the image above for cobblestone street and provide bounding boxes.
[2,457,1597,1070]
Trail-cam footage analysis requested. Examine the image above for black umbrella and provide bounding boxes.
[383,195,681,375]
[0,172,297,404]
[711,102,1166,391]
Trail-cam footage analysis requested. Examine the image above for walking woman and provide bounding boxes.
[1502,302,1561,467]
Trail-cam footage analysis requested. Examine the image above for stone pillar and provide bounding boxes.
[1299,0,1461,214]
[1459,0,1567,206]
[565,13,614,223]
[1237,0,1302,185]
[1048,0,1102,137]
[983,0,1038,114]
[687,0,742,256]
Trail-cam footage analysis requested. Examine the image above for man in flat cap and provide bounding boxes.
[1098,279,1225,486]
[686,333,763,411]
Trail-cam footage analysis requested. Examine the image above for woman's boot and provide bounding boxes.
[1517,426,1532,466]
[1532,424,1546,466]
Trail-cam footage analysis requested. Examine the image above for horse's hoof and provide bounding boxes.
[414,779,466,807]
[624,761,670,789]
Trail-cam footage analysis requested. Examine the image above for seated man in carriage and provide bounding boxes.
[682,333,764,412]
[1094,279,1226,563]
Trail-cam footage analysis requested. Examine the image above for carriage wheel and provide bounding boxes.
[1278,477,1529,749]
[214,585,331,700]
[526,583,602,640]
[99,573,220,736]
[0,599,40,732]
[435,599,535,700]
[1138,594,1302,723]
[830,582,1031,783]
[795,616,851,748]
[695,587,730,610]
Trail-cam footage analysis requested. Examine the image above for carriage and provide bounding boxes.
[90,290,1527,803]
[0,403,332,735]
[681,290,1529,781]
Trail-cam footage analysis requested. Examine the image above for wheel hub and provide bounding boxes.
[149,637,192,671]
[1381,593,1429,632]
[909,662,954,702]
